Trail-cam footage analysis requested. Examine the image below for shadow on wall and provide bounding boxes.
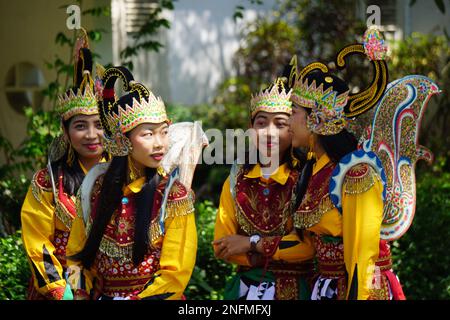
[132,0,275,105]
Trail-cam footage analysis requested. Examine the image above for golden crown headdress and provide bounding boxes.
[289,26,389,135]
[250,78,293,118]
[57,29,100,121]
[48,29,104,163]
[99,66,169,156]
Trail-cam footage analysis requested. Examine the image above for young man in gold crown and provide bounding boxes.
[213,79,315,300]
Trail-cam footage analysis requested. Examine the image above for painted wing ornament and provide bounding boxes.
[330,75,441,241]
[365,75,440,240]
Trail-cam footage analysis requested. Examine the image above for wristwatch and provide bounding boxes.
[249,234,261,252]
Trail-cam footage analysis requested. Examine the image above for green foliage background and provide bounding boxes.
[392,172,450,299]
[0,231,30,300]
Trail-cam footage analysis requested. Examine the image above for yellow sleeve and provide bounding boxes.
[138,203,197,300]
[213,177,250,266]
[271,231,315,263]
[21,185,66,299]
[342,168,383,300]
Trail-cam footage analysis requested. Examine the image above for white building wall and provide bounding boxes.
[113,0,277,105]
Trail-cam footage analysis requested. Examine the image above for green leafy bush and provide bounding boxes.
[0,107,60,235]
[0,231,30,300]
[392,172,450,299]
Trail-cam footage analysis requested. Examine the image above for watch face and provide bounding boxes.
[250,235,261,243]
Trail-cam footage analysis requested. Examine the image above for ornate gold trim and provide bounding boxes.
[99,236,134,264]
[294,196,335,229]
[165,192,195,218]
[31,170,52,202]
[93,181,195,263]
[54,199,75,229]
[298,62,329,79]
[235,193,291,237]
[31,179,42,203]
[343,166,379,195]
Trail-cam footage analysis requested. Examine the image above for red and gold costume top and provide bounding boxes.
[66,173,197,300]
[294,153,385,299]
[214,162,315,268]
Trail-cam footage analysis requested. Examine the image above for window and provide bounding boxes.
[4,62,45,114]
[125,0,158,34]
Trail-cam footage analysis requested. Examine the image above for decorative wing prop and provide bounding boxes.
[330,75,440,241]
[365,75,440,240]
[161,121,209,190]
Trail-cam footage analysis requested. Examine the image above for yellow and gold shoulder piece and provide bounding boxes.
[343,163,378,195]
[31,168,53,201]
[166,180,195,218]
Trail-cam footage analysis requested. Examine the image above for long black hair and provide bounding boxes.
[72,154,162,268]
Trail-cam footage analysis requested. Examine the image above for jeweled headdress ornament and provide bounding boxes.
[250,78,293,119]
[56,29,100,122]
[290,26,389,135]
[48,29,103,163]
[299,73,350,136]
[99,66,169,156]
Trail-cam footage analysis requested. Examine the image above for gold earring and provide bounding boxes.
[290,147,299,167]
[128,155,141,182]
[157,166,167,177]
[307,135,316,161]
[67,145,75,167]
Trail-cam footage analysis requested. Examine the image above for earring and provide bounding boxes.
[290,147,299,167]
[307,135,316,161]
[157,166,167,177]
[67,145,75,167]
[128,155,141,182]
[48,135,68,162]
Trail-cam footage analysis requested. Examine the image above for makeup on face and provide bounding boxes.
[67,114,104,159]
[252,111,292,164]
[128,122,170,170]
[289,104,310,148]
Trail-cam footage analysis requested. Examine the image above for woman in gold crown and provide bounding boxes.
[213,79,315,300]
[288,33,406,299]
[65,66,197,300]
[21,32,106,300]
